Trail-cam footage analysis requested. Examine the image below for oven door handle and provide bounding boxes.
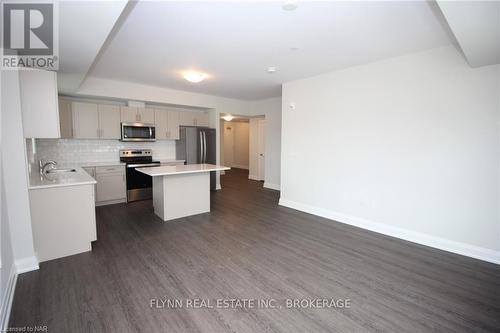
[127,163,161,168]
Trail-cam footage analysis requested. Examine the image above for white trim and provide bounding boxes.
[0,264,18,330]
[216,183,222,190]
[231,164,249,170]
[279,198,500,265]
[15,256,39,274]
[264,182,280,191]
[95,198,127,207]
[248,174,261,181]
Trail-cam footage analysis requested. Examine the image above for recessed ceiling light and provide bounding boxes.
[267,66,277,73]
[282,1,298,11]
[183,71,208,83]
[222,114,234,121]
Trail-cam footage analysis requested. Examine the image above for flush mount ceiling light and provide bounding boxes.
[222,114,234,121]
[183,71,208,83]
[267,66,277,73]
[282,1,298,11]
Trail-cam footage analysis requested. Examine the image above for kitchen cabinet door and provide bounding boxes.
[96,169,126,202]
[138,108,155,124]
[195,112,209,127]
[73,102,99,139]
[167,110,180,140]
[120,106,138,123]
[179,111,196,126]
[19,69,60,138]
[58,98,73,138]
[154,109,168,140]
[98,104,121,139]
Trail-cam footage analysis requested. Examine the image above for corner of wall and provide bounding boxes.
[15,256,39,274]
[0,263,18,330]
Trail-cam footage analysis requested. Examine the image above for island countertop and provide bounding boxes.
[136,164,230,177]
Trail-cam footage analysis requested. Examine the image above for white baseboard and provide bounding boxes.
[248,174,261,181]
[279,198,500,265]
[0,264,18,330]
[231,164,249,170]
[96,198,127,207]
[15,256,39,274]
[264,182,280,191]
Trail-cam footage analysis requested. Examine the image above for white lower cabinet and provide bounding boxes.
[83,165,126,205]
[95,166,126,204]
[29,184,96,262]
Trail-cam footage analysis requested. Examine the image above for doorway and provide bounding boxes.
[220,114,266,183]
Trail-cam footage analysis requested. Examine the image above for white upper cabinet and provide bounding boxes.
[58,98,73,138]
[154,109,180,140]
[73,102,99,139]
[167,110,180,140]
[179,111,196,126]
[138,108,155,124]
[19,69,60,138]
[72,102,121,139]
[98,104,121,139]
[195,112,209,127]
[154,109,168,140]
[179,111,209,127]
[120,106,155,124]
[120,106,138,123]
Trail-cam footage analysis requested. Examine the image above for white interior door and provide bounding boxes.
[223,123,234,167]
[257,119,266,181]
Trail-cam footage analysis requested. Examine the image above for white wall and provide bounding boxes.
[281,45,500,263]
[248,118,263,180]
[1,161,17,330]
[0,73,16,330]
[1,70,38,273]
[222,121,249,169]
[247,97,282,190]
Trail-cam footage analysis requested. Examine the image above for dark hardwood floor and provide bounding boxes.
[10,168,500,332]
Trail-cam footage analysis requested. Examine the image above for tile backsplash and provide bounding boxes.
[27,139,176,167]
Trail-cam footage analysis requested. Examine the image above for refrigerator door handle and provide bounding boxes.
[199,131,203,163]
[203,131,207,163]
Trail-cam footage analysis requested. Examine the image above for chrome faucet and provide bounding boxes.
[39,160,57,174]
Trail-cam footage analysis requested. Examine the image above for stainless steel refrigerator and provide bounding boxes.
[176,126,217,190]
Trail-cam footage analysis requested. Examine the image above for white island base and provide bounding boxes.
[137,164,230,221]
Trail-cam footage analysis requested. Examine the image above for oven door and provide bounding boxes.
[121,123,156,142]
[126,163,160,202]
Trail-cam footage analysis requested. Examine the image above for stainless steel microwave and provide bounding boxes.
[121,123,156,142]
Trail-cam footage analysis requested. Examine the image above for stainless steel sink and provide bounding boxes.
[46,168,77,174]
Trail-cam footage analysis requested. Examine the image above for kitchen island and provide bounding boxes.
[136,164,230,221]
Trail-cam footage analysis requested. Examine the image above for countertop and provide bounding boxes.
[136,164,230,177]
[28,167,97,190]
[76,160,185,168]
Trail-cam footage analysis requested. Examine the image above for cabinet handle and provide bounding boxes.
[166,130,170,138]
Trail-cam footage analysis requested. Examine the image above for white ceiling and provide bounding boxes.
[437,0,500,68]
[84,1,453,100]
[58,1,128,93]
